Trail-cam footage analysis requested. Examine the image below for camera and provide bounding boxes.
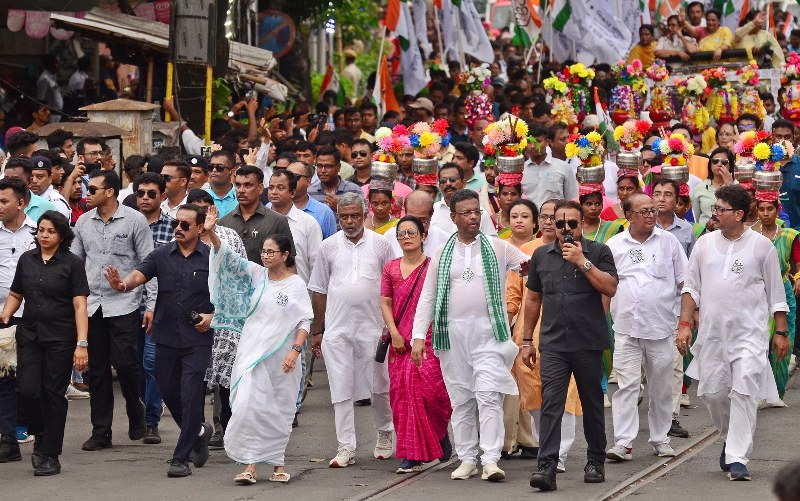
[200,146,212,158]
[84,162,102,174]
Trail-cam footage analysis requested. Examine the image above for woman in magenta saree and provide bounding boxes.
[380,216,452,474]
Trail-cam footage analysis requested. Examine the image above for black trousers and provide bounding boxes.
[0,370,16,444]
[155,343,211,462]
[16,337,73,456]
[538,349,607,465]
[87,308,144,438]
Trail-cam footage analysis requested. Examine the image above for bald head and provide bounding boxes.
[404,190,435,231]
[625,192,652,212]
[286,161,313,179]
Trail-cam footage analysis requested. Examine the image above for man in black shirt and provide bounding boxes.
[104,204,214,478]
[523,200,618,491]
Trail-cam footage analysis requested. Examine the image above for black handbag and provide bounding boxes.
[375,258,429,363]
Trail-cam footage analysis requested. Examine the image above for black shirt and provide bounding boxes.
[218,203,294,264]
[526,236,618,352]
[11,246,90,343]
[136,241,214,349]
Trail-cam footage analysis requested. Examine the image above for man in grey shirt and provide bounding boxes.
[521,123,579,210]
[72,170,156,451]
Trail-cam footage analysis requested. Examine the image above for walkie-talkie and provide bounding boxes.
[177,302,202,325]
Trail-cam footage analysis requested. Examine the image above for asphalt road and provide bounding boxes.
[3,362,799,500]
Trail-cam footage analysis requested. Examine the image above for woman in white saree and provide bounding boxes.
[204,206,313,485]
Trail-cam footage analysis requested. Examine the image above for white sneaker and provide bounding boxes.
[789,354,797,374]
[329,447,356,468]
[374,430,394,459]
[556,459,566,473]
[481,462,505,481]
[606,444,632,461]
[653,443,676,457]
[679,393,691,408]
[451,461,479,480]
[65,384,89,400]
[608,371,617,384]
[604,393,611,408]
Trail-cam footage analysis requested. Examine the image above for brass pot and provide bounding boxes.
[370,161,397,191]
[734,157,755,182]
[754,170,783,191]
[578,165,606,184]
[412,157,438,175]
[616,150,642,171]
[496,155,525,173]
[660,164,689,184]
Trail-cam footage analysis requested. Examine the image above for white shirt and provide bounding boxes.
[385,224,450,258]
[161,194,188,219]
[431,199,498,236]
[36,69,62,121]
[522,152,579,210]
[284,205,322,284]
[0,216,36,317]
[181,129,204,156]
[68,69,88,94]
[607,227,688,338]
[41,185,71,220]
[118,185,133,203]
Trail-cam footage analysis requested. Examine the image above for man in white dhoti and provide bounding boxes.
[411,189,529,482]
[606,193,688,462]
[308,192,395,468]
[678,185,790,482]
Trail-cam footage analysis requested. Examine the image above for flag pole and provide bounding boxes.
[376,26,387,77]
[434,5,445,64]
[456,4,466,67]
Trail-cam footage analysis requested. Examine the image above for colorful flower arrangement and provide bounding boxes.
[701,67,728,89]
[406,120,451,158]
[613,120,652,152]
[782,52,800,82]
[652,132,695,166]
[565,131,604,167]
[610,85,644,117]
[751,134,793,171]
[707,87,739,122]
[563,63,595,87]
[457,63,492,92]
[646,60,670,83]
[739,88,766,121]
[733,129,770,157]
[373,126,412,163]
[543,74,568,96]
[482,115,529,158]
[612,59,647,93]
[737,62,759,86]
[674,74,710,98]
[464,93,494,127]
[551,96,578,127]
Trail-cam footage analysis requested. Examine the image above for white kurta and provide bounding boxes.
[412,235,528,406]
[683,230,788,398]
[285,205,322,284]
[307,230,393,403]
[385,224,450,258]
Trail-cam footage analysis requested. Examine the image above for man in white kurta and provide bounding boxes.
[308,193,395,468]
[412,190,528,482]
[606,194,688,461]
[677,185,789,481]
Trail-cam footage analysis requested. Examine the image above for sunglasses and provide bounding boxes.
[439,176,460,184]
[136,189,159,199]
[209,163,229,173]
[86,186,106,195]
[170,220,192,231]
[711,158,729,165]
[352,150,370,158]
[397,228,420,239]
[555,219,579,229]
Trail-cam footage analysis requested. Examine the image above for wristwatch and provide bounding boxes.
[775,330,789,338]
[291,344,303,353]
[581,260,593,273]
[77,340,88,348]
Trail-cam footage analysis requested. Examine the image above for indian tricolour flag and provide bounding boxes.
[319,64,345,106]
[386,0,428,97]
[712,0,749,31]
[512,0,542,47]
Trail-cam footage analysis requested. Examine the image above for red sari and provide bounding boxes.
[380,258,452,462]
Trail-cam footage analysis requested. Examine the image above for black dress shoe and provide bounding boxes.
[33,456,61,476]
[518,445,539,459]
[129,418,146,441]
[208,432,224,449]
[668,419,690,438]
[167,459,192,478]
[584,458,606,483]
[143,426,161,445]
[439,434,452,462]
[81,435,112,451]
[530,461,557,491]
[190,423,212,467]
[292,413,299,428]
[0,440,21,463]
[355,398,372,406]
[32,433,44,468]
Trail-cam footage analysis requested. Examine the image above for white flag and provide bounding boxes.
[412,0,432,59]
[398,1,429,97]
[441,0,494,64]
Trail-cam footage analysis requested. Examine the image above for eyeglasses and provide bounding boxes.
[136,189,159,199]
[555,219,579,229]
[439,176,460,185]
[209,163,230,172]
[630,208,659,217]
[738,124,755,132]
[711,205,739,214]
[170,220,192,231]
[397,228,420,239]
[86,186,106,195]
[539,214,556,222]
[352,150,370,158]
[260,249,282,257]
[162,174,174,182]
[642,158,655,165]
[316,163,337,171]
[83,151,101,158]
[711,158,729,165]
[454,208,484,217]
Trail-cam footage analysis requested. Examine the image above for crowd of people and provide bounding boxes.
[1,4,800,498]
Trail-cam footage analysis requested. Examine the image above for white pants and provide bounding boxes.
[701,388,757,465]
[611,332,673,447]
[672,343,684,419]
[451,391,504,465]
[530,410,576,464]
[332,392,393,450]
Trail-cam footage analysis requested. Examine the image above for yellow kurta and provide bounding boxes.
[506,239,582,414]
[698,27,733,52]
[734,22,785,68]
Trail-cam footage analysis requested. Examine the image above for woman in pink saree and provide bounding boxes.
[380,216,452,474]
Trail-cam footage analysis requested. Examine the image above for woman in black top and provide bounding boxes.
[0,211,90,476]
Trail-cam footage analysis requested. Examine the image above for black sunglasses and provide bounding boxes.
[352,150,370,158]
[555,219,579,230]
[86,186,106,195]
[209,163,229,172]
[170,220,192,231]
[136,189,159,199]
[439,176,460,184]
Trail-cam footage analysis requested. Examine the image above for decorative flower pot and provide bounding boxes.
[496,155,525,173]
[617,151,642,171]
[734,157,756,182]
[611,109,634,127]
[412,157,438,175]
[717,113,736,124]
[578,165,606,184]
[370,161,397,191]
[660,165,689,184]
[754,170,783,191]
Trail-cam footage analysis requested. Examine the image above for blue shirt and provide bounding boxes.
[25,191,58,223]
[136,241,213,349]
[780,154,800,230]
[206,186,238,218]
[297,196,337,240]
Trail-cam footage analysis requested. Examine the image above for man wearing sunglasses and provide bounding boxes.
[71,170,155,453]
[524,200,618,491]
[605,193,688,463]
[206,150,238,218]
[430,163,497,236]
[678,185,789,482]
[103,204,215,478]
[160,159,190,219]
[348,139,374,187]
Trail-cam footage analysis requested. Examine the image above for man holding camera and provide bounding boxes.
[523,200,618,492]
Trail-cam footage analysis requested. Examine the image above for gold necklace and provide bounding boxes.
[760,226,778,241]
